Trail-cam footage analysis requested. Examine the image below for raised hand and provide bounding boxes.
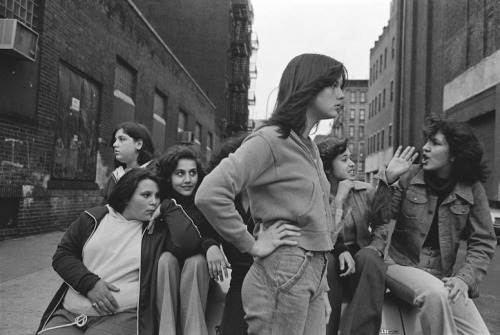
[87,279,120,315]
[385,146,419,184]
[206,245,230,282]
[248,221,301,258]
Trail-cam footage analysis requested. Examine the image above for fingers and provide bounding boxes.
[394,145,402,157]
[106,282,120,292]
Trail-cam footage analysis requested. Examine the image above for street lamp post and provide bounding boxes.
[265,86,279,119]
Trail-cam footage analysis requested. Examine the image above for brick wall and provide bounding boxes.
[0,0,216,239]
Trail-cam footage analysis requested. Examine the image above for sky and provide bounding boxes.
[249,0,393,135]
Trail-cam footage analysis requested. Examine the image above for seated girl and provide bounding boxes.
[155,145,227,335]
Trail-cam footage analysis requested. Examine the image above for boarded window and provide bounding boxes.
[52,63,100,181]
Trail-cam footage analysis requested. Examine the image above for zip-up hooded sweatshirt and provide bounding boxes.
[196,125,335,253]
[37,202,201,335]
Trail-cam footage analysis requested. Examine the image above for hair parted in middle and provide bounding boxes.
[265,53,348,138]
[317,137,349,174]
[156,144,206,199]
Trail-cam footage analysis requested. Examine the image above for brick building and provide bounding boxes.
[133,0,258,137]
[365,3,398,184]
[331,80,368,181]
[0,0,216,238]
[394,0,500,201]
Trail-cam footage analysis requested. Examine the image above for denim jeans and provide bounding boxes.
[385,247,490,335]
[241,245,328,335]
[327,247,386,335]
[156,252,210,335]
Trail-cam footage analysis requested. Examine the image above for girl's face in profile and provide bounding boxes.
[331,148,356,181]
[113,129,143,168]
[171,158,199,197]
[309,76,345,123]
[122,178,160,222]
[421,131,453,178]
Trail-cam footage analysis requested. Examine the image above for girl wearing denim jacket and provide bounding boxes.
[382,117,496,334]
[196,54,348,335]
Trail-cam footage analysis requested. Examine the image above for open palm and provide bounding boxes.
[386,146,419,184]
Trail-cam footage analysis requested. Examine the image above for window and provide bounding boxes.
[178,110,187,133]
[359,142,364,158]
[381,129,385,150]
[384,48,387,69]
[376,132,380,151]
[350,92,356,103]
[115,60,136,100]
[388,124,393,146]
[383,89,386,108]
[152,91,167,152]
[360,92,366,103]
[379,55,383,73]
[194,122,202,145]
[378,93,381,112]
[359,126,364,139]
[52,63,100,181]
[375,61,378,79]
[392,37,396,59]
[348,143,354,153]
[374,97,378,115]
[390,81,394,102]
[359,109,365,120]
[206,132,214,152]
[0,0,39,29]
[350,109,355,120]
[349,126,355,138]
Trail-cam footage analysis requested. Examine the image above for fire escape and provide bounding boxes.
[227,0,257,135]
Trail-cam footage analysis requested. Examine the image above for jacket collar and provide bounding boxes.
[410,168,474,204]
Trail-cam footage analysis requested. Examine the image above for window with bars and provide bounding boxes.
[0,0,39,29]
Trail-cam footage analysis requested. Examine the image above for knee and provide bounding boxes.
[184,254,208,273]
[158,252,179,271]
[415,285,449,309]
[354,248,384,270]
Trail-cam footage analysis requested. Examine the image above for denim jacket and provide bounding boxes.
[383,165,496,298]
[331,181,391,258]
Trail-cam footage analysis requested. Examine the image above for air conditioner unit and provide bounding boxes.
[179,131,194,144]
[0,19,39,62]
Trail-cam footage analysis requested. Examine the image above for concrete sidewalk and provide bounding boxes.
[0,230,65,335]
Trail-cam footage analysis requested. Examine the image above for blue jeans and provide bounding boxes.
[385,247,490,335]
[241,246,328,335]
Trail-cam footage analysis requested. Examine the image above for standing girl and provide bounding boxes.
[196,53,347,335]
[104,122,156,201]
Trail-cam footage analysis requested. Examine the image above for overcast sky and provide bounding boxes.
[249,0,392,134]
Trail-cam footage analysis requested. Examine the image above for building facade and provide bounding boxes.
[331,80,368,181]
[394,0,500,201]
[0,0,216,238]
[133,0,258,138]
[365,5,398,184]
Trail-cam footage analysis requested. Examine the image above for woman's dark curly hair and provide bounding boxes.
[156,145,206,199]
[317,137,349,174]
[108,168,160,214]
[207,132,249,173]
[110,122,156,168]
[423,116,490,184]
[265,54,348,138]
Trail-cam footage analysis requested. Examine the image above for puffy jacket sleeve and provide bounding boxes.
[52,213,100,296]
[159,199,203,258]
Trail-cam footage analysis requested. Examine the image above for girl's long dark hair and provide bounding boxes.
[265,54,348,138]
[156,145,206,199]
[423,116,490,184]
[110,122,155,168]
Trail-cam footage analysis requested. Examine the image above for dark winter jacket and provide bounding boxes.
[37,202,201,334]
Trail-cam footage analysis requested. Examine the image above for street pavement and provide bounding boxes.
[1,229,499,335]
